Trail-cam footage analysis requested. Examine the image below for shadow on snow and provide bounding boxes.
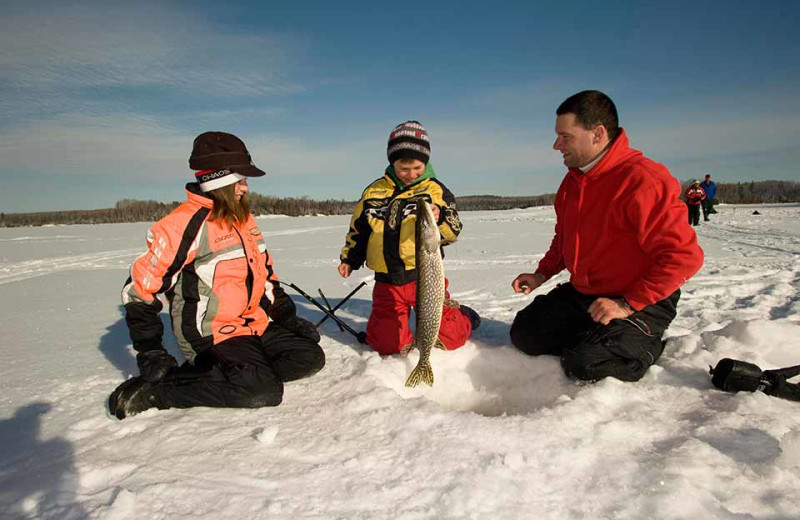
[0,403,87,519]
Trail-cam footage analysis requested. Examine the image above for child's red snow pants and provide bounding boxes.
[366,279,472,355]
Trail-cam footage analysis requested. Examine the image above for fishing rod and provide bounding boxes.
[280,281,368,344]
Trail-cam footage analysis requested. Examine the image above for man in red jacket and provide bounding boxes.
[510,91,704,382]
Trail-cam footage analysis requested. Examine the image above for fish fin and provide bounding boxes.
[400,342,414,355]
[405,362,434,388]
[434,338,447,350]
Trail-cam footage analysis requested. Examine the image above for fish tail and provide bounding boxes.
[405,361,434,388]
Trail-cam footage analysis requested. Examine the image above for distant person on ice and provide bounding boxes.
[109,132,325,419]
[684,179,707,226]
[510,90,704,382]
[700,173,717,221]
[337,121,480,355]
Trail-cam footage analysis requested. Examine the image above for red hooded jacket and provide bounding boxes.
[535,129,704,310]
[684,185,707,206]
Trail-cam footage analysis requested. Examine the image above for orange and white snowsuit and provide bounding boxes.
[122,184,283,362]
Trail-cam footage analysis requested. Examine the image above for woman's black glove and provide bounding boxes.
[279,315,321,343]
[262,288,320,342]
[136,349,178,382]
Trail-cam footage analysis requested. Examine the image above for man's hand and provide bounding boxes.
[431,205,440,222]
[512,273,546,295]
[338,263,352,278]
[588,297,634,325]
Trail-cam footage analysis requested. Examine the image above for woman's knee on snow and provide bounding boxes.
[225,364,284,407]
[298,343,326,378]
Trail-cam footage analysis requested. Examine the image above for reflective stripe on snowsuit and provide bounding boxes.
[684,186,706,206]
[122,183,282,362]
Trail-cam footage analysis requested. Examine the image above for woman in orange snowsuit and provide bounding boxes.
[109,132,325,419]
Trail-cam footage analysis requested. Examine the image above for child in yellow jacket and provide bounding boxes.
[338,121,479,354]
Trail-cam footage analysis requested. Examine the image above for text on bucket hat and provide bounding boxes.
[189,131,265,192]
[387,121,430,165]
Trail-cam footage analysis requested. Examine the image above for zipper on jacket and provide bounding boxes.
[232,226,255,309]
[572,175,587,275]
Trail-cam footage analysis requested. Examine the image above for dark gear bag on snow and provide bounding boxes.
[709,358,800,402]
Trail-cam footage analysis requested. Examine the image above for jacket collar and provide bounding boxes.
[568,128,642,179]
[185,182,215,208]
[384,163,436,191]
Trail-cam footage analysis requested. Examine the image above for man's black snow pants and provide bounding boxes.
[147,324,325,410]
[701,199,712,220]
[510,283,679,382]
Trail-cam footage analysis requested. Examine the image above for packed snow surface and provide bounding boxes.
[1,205,799,519]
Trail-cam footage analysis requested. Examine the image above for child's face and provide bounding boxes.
[234,178,249,201]
[393,159,426,184]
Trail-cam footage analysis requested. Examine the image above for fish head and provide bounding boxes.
[415,198,441,254]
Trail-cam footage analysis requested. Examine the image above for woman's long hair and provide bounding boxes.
[206,182,250,227]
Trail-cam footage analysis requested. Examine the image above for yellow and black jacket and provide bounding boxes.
[340,164,462,285]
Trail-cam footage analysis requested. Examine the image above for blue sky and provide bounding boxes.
[1,0,798,212]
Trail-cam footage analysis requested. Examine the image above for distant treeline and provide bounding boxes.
[458,194,556,211]
[0,199,180,228]
[0,192,558,227]
[714,180,800,204]
[2,181,798,227]
[248,193,355,217]
[0,195,357,227]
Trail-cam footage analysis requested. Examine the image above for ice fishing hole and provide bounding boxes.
[379,344,577,417]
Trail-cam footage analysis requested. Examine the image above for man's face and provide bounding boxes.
[553,113,604,169]
[393,159,426,184]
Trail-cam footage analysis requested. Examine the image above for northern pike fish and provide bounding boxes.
[405,199,447,388]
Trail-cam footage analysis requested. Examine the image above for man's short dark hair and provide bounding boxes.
[557,90,620,141]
